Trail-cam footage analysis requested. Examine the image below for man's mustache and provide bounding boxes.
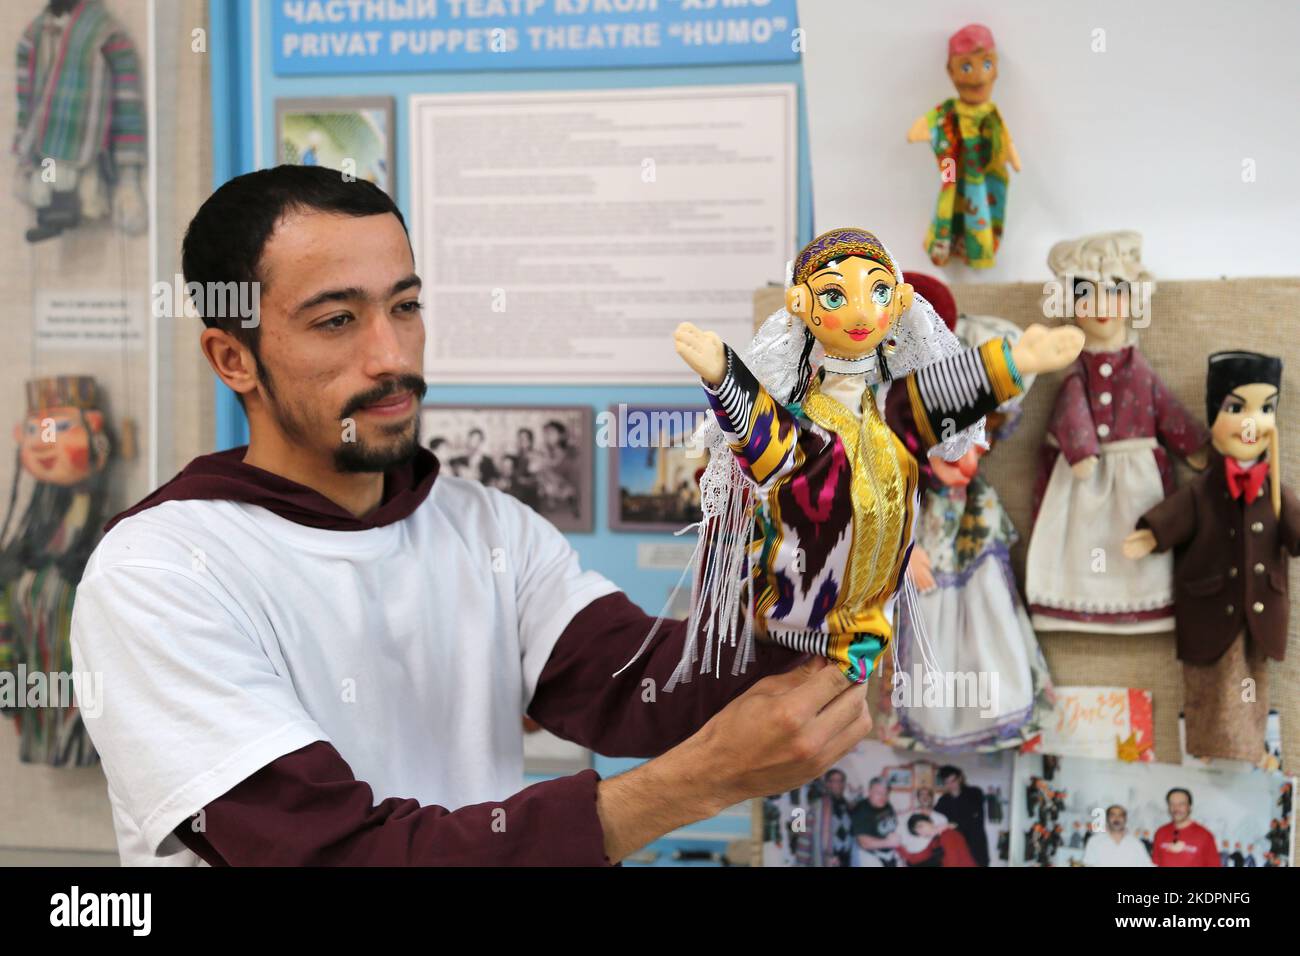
[339,375,428,420]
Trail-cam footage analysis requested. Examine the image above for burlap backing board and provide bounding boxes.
[745,278,1299,864]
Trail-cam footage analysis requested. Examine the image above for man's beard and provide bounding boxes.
[259,363,427,474]
[334,373,428,473]
[334,416,420,473]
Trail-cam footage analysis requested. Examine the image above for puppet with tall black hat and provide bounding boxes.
[1124,351,1298,765]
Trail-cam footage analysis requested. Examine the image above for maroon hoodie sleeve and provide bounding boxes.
[173,592,801,866]
[173,741,611,866]
[526,590,806,759]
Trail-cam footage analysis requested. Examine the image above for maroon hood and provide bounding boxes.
[104,446,440,533]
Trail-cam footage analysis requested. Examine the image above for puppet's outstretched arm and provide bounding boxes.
[900,325,1082,450]
[900,337,1024,450]
[675,322,801,492]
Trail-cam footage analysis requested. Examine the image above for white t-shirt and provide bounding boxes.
[1082,831,1155,867]
[69,476,618,866]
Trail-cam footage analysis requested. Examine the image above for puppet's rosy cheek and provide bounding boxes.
[821,313,841,330]
[876,314,891,331]
[68,446,90,471]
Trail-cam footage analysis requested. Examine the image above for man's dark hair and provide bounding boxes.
[1166,787,1193,806]
[181,164,406,356]
[824,768,846,784]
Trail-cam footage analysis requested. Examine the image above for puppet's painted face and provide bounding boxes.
[1071,279,1132,341]
[14,405,107,487]
[948,47,998,104]
[1211,381,1279,460]
[786,256,914,361]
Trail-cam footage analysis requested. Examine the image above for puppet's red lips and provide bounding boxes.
[846,330,871,341]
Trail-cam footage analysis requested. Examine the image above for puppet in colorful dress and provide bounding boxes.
[1124,351,1298,764]
[907,24,1020,269]
[12,0,146,242]
[884,274,1054,752]
[661,227,1084,688]
[1026,231,1209,633]
[0,376,112,766]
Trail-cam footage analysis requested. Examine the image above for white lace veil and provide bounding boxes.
[615,240,984,689]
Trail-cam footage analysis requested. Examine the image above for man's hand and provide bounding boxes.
[674,322,727,386]
[689,657,872,804]
[596,658,872,862]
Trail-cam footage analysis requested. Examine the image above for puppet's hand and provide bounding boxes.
[1071,456,1098,481]
[1122,529,1157,560]
[675,322,727,386]
[113,168,147,236]
[908,545,936,592]
[1007,138,1023,173]
[906,115,929,143]
[1011,324,1085,376]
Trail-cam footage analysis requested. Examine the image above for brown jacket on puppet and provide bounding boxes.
[1123,351,1298,765]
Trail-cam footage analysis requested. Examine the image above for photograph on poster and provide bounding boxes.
[758,739,1013,868]
[276,96,394,194]
[1012,753,1295,867]
[420,404,592,533]
[607,404,706,533]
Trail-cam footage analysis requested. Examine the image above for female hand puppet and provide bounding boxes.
[885,274,1054,752]
[1026,231,1209,633]
[662,227,1084,690]
[0,376,112,767]
[1123,351,1298,764]
[906,23,1020,269]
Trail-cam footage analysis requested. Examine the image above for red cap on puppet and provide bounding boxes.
[903,271,958,332]
[948,23,995,58]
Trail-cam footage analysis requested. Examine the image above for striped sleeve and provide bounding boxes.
[904,338,1024,449]
[702,344,801,490]
[104,30,146,167]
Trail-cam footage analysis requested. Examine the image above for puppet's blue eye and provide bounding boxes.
[872,284,892,306]
[818,290,845,309]
[961,63,972,73]
[984,59,992,70]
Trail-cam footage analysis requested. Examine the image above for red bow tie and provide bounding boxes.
[1225,457,1269,504]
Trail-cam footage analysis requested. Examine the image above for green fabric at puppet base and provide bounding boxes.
[923,98,1010,269]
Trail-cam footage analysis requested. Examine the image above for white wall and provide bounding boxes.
[798,0,1300,282]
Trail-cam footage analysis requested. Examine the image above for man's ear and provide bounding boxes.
[786,284,811,320]
[896,282,914,315]
[200,327,259,401]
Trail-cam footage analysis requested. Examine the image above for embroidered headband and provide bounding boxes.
[792,227,899,287]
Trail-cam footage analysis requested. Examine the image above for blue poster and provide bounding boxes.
[272,0,801,75]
